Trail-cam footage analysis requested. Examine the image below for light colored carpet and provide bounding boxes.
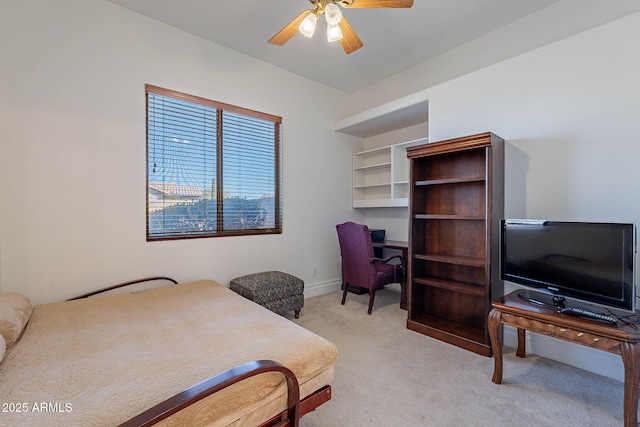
[289,286,626,426]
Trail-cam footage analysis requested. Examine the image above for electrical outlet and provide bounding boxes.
[312,267,317,276]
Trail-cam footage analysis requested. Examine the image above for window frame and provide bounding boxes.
[145,84,282,241]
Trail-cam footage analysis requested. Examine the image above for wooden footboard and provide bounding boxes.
[259,385,332,427]
[118,359,313,427]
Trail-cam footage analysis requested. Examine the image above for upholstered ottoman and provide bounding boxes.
[229,271,304,318]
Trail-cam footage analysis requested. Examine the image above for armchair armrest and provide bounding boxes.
[369,255,403,264]
[370,255,404,282]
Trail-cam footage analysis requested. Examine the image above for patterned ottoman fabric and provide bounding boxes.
[262,294,304,317]
[230,271,304,318]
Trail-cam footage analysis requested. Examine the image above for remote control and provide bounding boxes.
[560,307,617,324]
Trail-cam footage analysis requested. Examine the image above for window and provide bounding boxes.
[146,85,282,241]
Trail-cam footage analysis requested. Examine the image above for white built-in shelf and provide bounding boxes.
[352,138,428,208]
[336,93,430,207]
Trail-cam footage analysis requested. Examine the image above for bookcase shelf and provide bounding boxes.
[415,176,485,186]
[413,253,485,267]
[413,276,485,296]
[408,313,486,346]
[414,214,486,221]
[406,132,504,356]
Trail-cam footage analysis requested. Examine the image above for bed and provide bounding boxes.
[0,278,338,426]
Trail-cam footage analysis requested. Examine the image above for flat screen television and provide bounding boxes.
[501,219,637,312]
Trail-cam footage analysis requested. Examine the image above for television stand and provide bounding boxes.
[488,290,640,427]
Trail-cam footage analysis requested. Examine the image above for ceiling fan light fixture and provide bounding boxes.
[324,2,343,26]
[298,12,318,38]
[326,22,343,42]
[271,0,414,53]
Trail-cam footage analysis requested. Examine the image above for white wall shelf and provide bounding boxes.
[352,138,428,208]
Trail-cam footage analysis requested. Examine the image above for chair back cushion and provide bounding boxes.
[336,222,376,289]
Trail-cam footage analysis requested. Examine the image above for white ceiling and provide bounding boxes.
[104,0,564,93]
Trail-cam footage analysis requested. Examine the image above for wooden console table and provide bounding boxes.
[488,291,640,427]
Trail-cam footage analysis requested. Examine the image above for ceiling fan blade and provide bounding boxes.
[268,9,313,46]
[340,0,413,8]
[338,17,363,54]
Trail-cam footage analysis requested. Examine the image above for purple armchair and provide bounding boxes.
[336,221,403,315]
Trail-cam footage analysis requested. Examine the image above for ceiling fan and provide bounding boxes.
[268,0,414,54]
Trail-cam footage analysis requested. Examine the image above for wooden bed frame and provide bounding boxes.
[67,277,333,427]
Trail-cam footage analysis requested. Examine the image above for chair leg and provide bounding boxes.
[341,284,349,305]
[367,289,375,315]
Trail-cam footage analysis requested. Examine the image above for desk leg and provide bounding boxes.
[516,328,526,358]
[620,342,640,427]
[488,308,503,384]
[399,248,408,310]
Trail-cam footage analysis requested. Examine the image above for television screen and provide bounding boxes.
[501,220,636,311]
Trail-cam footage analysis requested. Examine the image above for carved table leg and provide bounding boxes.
[488,308,503,384]
[516,328,526,358]
[620,342,640,427]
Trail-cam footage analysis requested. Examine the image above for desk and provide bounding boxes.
[488,291,640,427]
[372,240,408,310]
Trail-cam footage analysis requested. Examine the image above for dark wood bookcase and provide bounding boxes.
[406,132,504,356]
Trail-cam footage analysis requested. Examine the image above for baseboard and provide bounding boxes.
[503,325,624,382]
[304,279,341,299]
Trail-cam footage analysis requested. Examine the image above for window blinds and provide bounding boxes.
[146,85,282,240]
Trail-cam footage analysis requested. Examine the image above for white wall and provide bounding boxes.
[348,0,640,113]
[0,0,363,303]
[352,11,640,381]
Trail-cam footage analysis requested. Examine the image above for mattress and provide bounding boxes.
[0,280,338,426]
